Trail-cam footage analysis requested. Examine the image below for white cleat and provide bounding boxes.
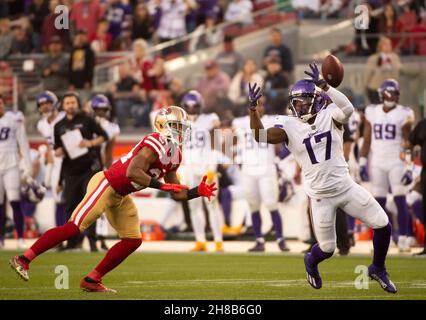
[17,238,27,250]
[398,236,410,253]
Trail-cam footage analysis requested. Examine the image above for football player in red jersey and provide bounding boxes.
[9,106,217,293]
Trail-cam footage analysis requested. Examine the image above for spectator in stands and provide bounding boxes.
[196,59,231,115]
[70,0,105,39]
[110,63,148,128]
[194,0,220,24]
[215,34,243,79]
[69,29,95,91]
[90,19,112,53]
[131,2,155,41]
[378,4,398,49]
[29,0,49,52]
[0,2,9,18]
[292,0,320,18]
[189,12,223,52]
[263,56,289,114]
[228,59,263,117]
[395,3,418,55]
[40,36,69,91]
[364,36,401,104]
[0,18,13,59]
[169,77,186,105]
[105,0,133,40]
[42,0,70,50]
[157,0,191,56]
[10,24,33,55]
[131,39,155,93]
[263,27,294,75]
[224,0,253,25]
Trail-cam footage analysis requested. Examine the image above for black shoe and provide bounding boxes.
[89,240,98,252]
[278,239,290,252]
[243,226,255,236]
[248,241,265,252]
[413,249,426,257]
[100,239,108,251]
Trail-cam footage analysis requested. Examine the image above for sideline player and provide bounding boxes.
[232,101,288,252]
[90,94,121,250]
[181,90,224,252]
[9,106,217,293]
[0,95,32,249]
[248,63,396,293]
[36,91,67,230]
[360,79,415,252]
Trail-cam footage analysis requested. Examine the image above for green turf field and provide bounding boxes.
[1,251,426,300]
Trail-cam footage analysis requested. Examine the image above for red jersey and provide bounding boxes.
[104,133,181,196]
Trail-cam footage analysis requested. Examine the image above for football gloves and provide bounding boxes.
[304,63,328,90]
[197,175,218,201]
[248,82,262,110]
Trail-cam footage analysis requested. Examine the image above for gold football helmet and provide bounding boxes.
[154,106,191,146]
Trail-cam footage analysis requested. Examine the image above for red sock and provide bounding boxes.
[24,222,80,262]
[88,238,142,282]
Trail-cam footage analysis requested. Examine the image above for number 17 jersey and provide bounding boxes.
[274,104,351,198]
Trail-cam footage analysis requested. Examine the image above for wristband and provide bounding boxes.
[187,187,200,200]
[149,178,163,190]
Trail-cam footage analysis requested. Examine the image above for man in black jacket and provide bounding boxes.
[54,92,108,251]
[408,119,426,256]
[69,29,95,90]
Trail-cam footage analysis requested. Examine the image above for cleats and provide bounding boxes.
[304,253,322,289]
[80,278,117,293]
[368,264,397,293]
[9,256,29,281]
[278,239,290,252]
[191,241,207,252]
[215,241,224,252]
[248,241,265,252]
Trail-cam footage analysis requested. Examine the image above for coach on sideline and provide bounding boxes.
[408,118,426,256]
[54,92,108,251]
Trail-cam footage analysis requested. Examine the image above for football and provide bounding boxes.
[321,54,344,88]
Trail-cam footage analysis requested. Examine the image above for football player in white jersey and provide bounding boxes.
[248,63,396,293]
[232,102,288,252]
[90,94,121,250]
[360,79,415,252]
[0,95,32,249]
[181,90,224,252]
[36,91,67,230]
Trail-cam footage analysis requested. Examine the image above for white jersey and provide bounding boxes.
[97,117,120,142]
[183,113,219,169]
[37,111,65,147]
[274,104,351,198]
[0,111,31,173]
[232,115,277,176]
[365,104,414,164]
[348,110,361,141]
